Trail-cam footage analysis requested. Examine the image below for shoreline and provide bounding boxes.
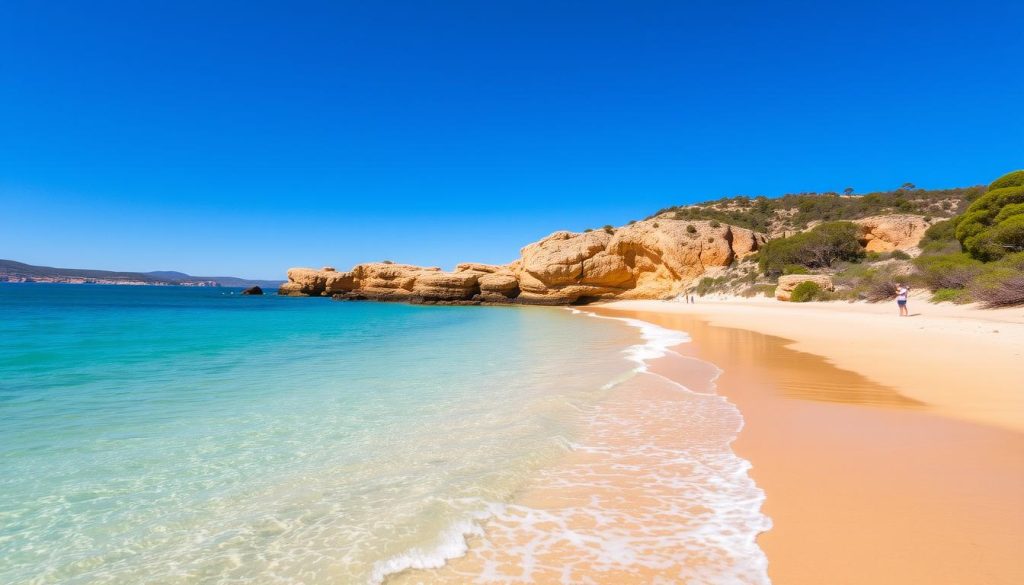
[591,299,1024,584]
[389,309,772,584]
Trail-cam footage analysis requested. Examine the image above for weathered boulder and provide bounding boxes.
[278,219,769,305]
[855,215,930,252]
[776,274,835,301]
[241,286,263,295]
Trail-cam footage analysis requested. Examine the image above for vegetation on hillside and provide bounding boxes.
[653,185,983,235]
[686,171,1023,307]
[757,222,864,277]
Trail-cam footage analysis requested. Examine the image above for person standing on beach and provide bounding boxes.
[895,283,909,316]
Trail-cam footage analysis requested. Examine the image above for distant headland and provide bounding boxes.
[0,259,282,289]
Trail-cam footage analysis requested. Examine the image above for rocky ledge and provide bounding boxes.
[279,219,766,305]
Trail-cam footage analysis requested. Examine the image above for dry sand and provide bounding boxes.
[593,299,1024,584]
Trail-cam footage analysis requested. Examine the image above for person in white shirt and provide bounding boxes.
[895,283,909,316]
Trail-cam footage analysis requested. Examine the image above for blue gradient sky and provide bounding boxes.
[2,0,1022,279]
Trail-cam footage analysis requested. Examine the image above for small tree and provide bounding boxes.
[843,187,854,196]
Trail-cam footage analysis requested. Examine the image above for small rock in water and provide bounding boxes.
[241,286,264,295]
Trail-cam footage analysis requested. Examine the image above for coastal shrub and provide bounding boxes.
[686,224,697,234]
[924,219,957,243]
[931,288,972,304]
[956,170,1024,260]
[652,222,659,228]
[913,253,983,290]
[890,250,912,261]
[919,218,963,255]
[864,278,899,302]
[709,220,721,227]
[382,260,394,264]
[970,252,1024,307]
[584,228,593,232]
[758,221,864,275]
[789,281,822,302]
[782,264,809,275]
[695,276,729,296]
[739,284,776,298]
[833,263,903,302]
[603,225,614,234]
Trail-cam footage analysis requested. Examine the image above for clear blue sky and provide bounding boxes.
[2,0,1022,279]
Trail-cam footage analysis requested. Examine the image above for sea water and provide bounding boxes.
[0,284,768,584]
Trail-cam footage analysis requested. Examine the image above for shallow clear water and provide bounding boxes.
[0,284,640,584]
[1,285,772,585]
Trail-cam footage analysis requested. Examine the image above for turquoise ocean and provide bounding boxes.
[0,284,768,584]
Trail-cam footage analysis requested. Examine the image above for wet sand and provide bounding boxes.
[592,304,1024,585]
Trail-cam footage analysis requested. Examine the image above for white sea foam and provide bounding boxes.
[370,502,505,585]
[570,308,690,372]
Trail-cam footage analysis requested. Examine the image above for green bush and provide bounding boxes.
[790,281,822,302]
[931,288,972,304]
[914,253,983,290]
[956,170,1024,260]
[709,220,721,228]
[686,224,697,234]
[989,170,1024,191]
[923,219,957,242]
[832,263,902,302]
[890,250,912,261]
[603,225,615,234]
[970,252,1024,307]
[739,283,777,298]
[694,276,729,296]
[759,221,864,275]
[782,264,809,275]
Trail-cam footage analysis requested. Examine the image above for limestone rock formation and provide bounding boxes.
[278,219,767,305]
[775,274,835,301]
[854,215,931,252]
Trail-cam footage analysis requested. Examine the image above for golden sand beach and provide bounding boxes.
[392,298,1023,584]
[594,299,1024,584]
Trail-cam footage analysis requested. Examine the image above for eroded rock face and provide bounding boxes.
[854,215,931,252]
[775,274,835,301]
[279,219,767,305]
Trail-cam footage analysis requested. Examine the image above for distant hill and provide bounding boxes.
[0,260,283,288]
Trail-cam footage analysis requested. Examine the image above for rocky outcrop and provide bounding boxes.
[775,274,834,301]
[854,215,931,252]
[241,286,263,295]
[278,219,767,305]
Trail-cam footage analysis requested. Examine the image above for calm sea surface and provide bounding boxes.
[0,284,644,584]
